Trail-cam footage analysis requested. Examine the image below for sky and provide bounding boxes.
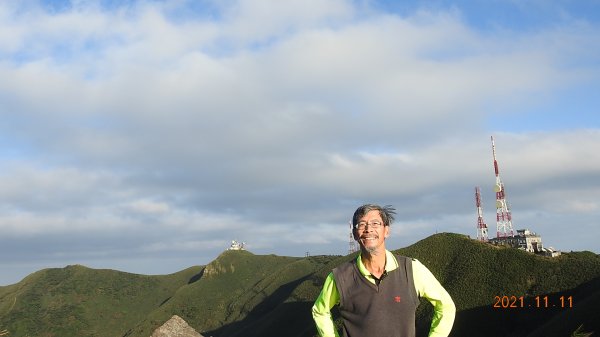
[1,0,599,286]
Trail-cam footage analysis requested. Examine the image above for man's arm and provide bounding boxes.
[311,272,341,337]
[412,259,456,337]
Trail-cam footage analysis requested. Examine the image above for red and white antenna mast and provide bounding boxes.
[475,186,488,242]
[491,136,514,238]
[348,221,358,254]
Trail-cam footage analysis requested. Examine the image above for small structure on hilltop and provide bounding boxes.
[474,136,560,257]
[489,229,561,257]
[228,240,245,250]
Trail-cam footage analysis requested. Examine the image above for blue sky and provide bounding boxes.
[0,0,599,286]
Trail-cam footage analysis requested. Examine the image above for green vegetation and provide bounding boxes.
[1,233,599,337]
[0,264,200,337]
[571,325,593,337]
[397,233,600,337]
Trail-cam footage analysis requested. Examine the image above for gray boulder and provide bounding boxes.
[150,315,204,337]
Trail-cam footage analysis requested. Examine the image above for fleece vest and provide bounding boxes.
[332,255,420,337]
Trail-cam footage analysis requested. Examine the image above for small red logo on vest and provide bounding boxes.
[394,296,401,303]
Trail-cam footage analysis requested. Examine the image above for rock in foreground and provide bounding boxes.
[151,315,204,337]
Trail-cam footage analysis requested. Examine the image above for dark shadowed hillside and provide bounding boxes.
[397,233,600,337]
[1,233,599,337]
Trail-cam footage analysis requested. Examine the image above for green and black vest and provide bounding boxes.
[332,255,420,337]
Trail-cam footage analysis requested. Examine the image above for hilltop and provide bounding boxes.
[1,233,599,337]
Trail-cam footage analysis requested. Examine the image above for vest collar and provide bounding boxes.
[356,250,399,280]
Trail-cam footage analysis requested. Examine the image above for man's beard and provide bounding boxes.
[360,235,383,255]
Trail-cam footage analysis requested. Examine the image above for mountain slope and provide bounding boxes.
[122,250,335,337]
[0,264,201,337]
[397,233,600,337]
[1,233,599,337]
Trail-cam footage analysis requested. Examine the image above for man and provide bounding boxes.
[312,204,455,337]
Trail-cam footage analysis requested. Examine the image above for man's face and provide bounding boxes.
[354,210,389,253]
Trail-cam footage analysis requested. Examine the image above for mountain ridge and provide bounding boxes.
[1,232,599,337]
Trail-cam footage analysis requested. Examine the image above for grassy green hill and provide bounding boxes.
[397,233,600,337]
[1,233,599,337]
[122,250,332,337]
[0,264,201,337]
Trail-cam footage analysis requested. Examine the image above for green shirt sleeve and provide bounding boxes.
[311,272,341,337]
[412,259,456,337]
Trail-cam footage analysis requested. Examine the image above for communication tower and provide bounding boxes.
[491,136,514,238]
[348,221,358,254]
[475,186,488,241]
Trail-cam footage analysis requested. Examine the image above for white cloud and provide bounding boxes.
[216,0,356,45]
[0,0,599,285]
[125,199,171,215]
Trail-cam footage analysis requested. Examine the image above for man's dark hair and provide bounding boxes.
[352,204,396,228]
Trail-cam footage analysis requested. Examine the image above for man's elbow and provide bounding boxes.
[443,295,456,319]
[311,303,328,320]
[441,296,457,330]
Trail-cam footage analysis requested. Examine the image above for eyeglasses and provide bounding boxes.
[354,220,384,230]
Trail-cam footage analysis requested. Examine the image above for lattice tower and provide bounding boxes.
[475,186,489,241]
[491,136,514,238]
[348,221,358,254]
